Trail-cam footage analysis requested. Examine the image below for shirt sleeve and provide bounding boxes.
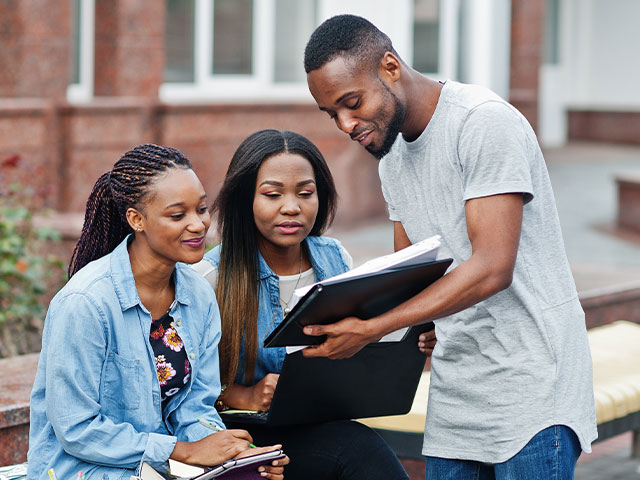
[457,101,534,204]
[45,293,177,468]
[379,159,402,222]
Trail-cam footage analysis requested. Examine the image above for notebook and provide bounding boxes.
[136,450,286,480]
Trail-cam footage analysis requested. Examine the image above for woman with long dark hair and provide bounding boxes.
[28,144,288,480]
[194,129,409,480]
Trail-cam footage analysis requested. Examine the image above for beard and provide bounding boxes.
[366,85,406,160]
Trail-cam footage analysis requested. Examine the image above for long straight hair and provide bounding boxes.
[213,129,337,385]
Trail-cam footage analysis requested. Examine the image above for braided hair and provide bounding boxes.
[68,144,192,277]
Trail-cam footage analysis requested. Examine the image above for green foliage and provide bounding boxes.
[0,183,64,326]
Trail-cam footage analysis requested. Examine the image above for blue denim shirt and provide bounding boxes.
[198,236,351,384]
[28,236,225,480]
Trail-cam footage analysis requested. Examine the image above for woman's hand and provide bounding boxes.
[237,445,289,479]
[418,329,437,355]
[223,374,280,411]
[171,429,254,466]
[247,373,279,411]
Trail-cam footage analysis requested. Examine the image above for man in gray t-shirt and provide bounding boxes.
[302,14,597,479]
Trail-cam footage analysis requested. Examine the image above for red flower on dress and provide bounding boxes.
[150,324,165,340]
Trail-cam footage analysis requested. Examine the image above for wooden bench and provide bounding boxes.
[360,320,640,460]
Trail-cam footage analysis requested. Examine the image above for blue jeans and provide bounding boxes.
[425,425,581,480]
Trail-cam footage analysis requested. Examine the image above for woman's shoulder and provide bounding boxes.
[190,246,220,291]
[306,236,353,270]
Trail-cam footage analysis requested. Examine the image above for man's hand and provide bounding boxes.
[302,317,379,359]
[418,329,437,355]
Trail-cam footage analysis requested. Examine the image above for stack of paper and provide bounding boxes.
[290,235,441,311]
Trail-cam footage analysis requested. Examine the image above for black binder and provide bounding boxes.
[263,258,453,348]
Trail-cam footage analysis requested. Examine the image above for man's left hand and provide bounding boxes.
[302,317,378,359]
[418,329,437,355]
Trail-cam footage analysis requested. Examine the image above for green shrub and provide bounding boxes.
[0,155,65,357]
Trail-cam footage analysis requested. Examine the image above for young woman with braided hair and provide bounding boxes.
[28,144,288,480]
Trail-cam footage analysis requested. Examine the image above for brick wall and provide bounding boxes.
[2,100,387,230]
[509,0,544,131]
[569,111,640,145]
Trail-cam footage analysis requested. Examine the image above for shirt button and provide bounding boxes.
[189,353,195,359]
[176,320,182,327]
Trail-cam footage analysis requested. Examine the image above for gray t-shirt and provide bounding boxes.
[379,80,597,462]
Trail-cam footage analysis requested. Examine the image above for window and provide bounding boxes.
[412,0,439,73]
[543,0,560,65]
[165,0,196,82]
[274,0,318,83]
[212,0,254,75]
[162,0,322,101]
[411,0,458,80]
[67,0,95,102]
[161,0,455,101]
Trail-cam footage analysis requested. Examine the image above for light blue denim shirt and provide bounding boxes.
[28,236,225,480]
[195,236,351,384]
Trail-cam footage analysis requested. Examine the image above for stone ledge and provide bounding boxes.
[0,353,39,430]
[580,283,640,329]
[616,173,640,232]
[0,353,39,465]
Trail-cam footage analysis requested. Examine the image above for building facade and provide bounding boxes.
[1,0,636,233]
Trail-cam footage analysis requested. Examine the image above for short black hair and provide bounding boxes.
[304,14,398,73]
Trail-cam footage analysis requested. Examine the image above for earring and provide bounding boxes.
[136,227,142,232]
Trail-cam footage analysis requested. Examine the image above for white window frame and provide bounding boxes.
[160,0,458,103]
[161,0,312,102]
[407,0,459,81]
[67,0,95,103]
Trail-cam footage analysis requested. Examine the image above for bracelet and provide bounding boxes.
[215,384,229,411]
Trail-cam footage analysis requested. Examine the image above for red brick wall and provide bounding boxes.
[94,0,166,97]
[568,111,640,145]
[509,0,544,132]
[3,100,386,230]
[0,100,62,209]
[0,0,71,99]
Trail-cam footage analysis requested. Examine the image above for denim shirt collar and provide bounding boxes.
[110,235,192,312]
[256,238,328,281]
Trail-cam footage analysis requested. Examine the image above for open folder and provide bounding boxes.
[264,235,452,348]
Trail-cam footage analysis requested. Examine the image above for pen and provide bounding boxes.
[197,417,256,448]
[47,469,57,480]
